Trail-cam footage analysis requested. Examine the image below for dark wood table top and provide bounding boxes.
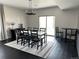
[62,28,78,30]
[0,44,44,59]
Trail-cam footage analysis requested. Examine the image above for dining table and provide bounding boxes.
[23,30,47,46]
[62,28,78,41]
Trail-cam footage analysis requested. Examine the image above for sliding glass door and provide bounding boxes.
[47,16,55,36]
[39,16,55,36]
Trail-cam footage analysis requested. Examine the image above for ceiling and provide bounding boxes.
[0,0,79,10]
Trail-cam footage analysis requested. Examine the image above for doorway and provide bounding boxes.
[39,16,55,36]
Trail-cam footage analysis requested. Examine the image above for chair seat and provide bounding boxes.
[32,39,40,42]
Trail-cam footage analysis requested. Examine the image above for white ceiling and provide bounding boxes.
[0,0,79,10]
[55,0,79,9]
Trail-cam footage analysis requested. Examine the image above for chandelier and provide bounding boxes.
[26,0,36,15]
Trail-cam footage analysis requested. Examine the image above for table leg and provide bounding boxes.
[65,29,67,42]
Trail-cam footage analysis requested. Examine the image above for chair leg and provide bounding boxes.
[17,39,18,44]
[37,42,39,50]
[28,40,30,47]
[17,38,19,44]
[41,39,43,47]
[23,39,25,46]
[21,39,23,45]
[31,42,34,48]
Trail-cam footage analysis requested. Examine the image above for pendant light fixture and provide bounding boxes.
[26,0,36,15]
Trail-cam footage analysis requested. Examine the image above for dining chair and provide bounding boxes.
[66,29,78,40]
[40,28,46,32]
[16,29,23,44]
[16,28,26,45]
[30,30,40,49]
[23,30,31,46]
[39,28,46,43]
[33,27,39,31]
[55,27,63,40]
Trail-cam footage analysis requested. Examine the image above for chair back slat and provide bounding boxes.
[31,30,38,39]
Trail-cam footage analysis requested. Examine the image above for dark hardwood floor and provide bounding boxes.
[0,36,78,59]
[0,44,44,59]
[47,37,78,59]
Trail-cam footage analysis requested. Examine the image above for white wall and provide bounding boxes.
[28,7,79,29]
[3,5,28,39]
[27,15,39,28]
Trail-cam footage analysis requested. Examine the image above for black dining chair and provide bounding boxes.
[16,29,23,45]
[16,28,27,45]
[55,27,63,40]
[39,28,46,43]
[40,28,46,32]
[33,27,39,31]
[66,29,78,40]
[23,30,31,46]
[30,30,40,50]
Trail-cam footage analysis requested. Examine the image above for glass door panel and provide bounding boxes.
[39,16,55,36]
[47,16,55,36]
[39,16,46,28]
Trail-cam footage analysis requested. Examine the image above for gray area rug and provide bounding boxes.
[5,40,53,58]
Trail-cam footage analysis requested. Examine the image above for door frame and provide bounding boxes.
[39,16,55,36]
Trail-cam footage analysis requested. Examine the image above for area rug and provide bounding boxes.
[5,40,53,58]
